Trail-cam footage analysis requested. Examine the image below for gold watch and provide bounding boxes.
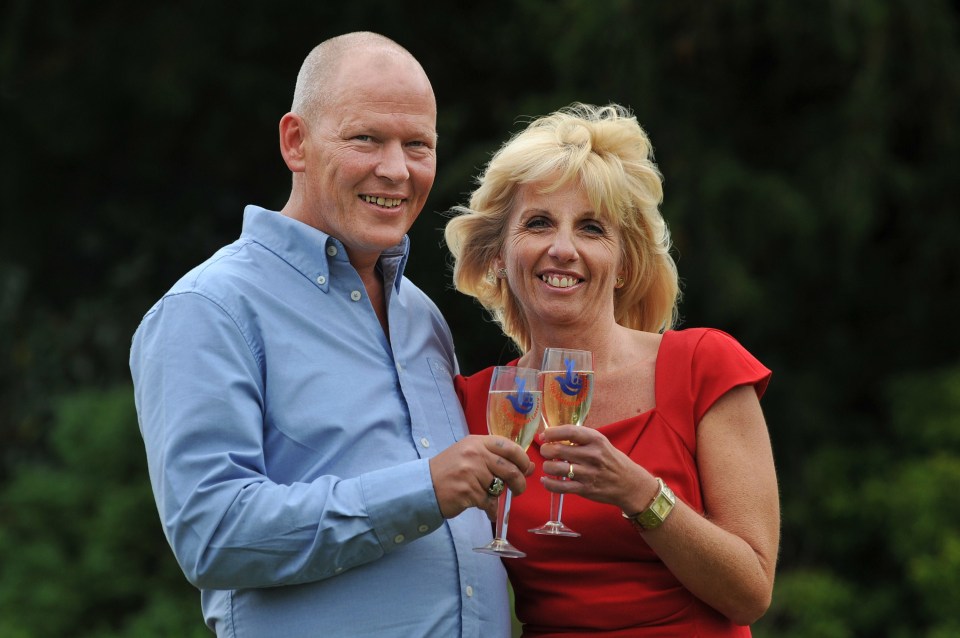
[622,477,676,530]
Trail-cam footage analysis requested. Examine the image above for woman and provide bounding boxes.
[446,103,779,637]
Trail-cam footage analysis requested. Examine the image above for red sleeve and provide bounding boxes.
[454,367,496,436]
[689,328,772,423]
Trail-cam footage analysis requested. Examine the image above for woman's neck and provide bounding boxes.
[523,321,633,372]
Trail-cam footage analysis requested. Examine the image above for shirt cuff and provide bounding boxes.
[360,459,444,551]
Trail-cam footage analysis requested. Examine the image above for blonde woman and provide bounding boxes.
[447,103,779,637]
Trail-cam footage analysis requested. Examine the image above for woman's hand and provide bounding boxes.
[538,424,658,514]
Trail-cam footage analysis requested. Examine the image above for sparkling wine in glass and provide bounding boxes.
[474,366,543,558]
[529,348,594,537]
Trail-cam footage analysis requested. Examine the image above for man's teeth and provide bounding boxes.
[362,195,402,207]
[542,274,580,288]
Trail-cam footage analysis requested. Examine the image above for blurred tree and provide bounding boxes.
[1,0,958,635]
[0,387,204,637]
[761,366,960,637]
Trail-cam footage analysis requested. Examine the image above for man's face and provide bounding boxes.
[299,51,437,266]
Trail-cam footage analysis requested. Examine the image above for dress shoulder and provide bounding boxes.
[660,328,772,426]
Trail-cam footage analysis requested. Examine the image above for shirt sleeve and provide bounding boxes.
[130,291,442,590]
[690,328,772,423]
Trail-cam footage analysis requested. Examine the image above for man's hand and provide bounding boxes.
[429,435,533,519]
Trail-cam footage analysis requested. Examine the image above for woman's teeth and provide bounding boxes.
[542,274,580,288]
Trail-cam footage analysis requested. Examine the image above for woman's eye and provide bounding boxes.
[525,217,549,229]
[582,222,605,234]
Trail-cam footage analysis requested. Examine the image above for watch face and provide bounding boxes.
[651,496,671,519]
[629,480,676,530]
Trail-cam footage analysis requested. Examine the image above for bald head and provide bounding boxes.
[291,32,434,124]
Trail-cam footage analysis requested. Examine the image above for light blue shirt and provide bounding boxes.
[130,206,509,638]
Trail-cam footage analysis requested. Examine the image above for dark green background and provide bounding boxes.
[2,2,959,636]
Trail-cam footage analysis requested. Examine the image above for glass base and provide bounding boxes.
[528,521,580,537]
[474,538,526,558]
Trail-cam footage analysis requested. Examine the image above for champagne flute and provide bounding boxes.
[474,366,543,558]
[529,348,594,537]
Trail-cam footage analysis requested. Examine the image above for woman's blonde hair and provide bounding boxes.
[444,103,679,353]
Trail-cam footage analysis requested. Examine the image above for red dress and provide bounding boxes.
[455,328,772,637]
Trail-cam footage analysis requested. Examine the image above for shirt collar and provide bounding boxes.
[240,205,410,292]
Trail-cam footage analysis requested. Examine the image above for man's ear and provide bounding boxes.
[279,113,307,172]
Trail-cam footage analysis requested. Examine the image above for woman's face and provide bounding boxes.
[498,178,622,332]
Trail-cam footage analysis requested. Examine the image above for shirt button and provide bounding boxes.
[350,290,362,301]
[393,534,405,544]
[334,567,343,575]
[316,275,326,285]
[420,437,430,448]
[418,524,429,533]
[465,586,474,597]
[326,245,338,257]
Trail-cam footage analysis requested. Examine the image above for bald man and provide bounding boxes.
[131,32,529,638]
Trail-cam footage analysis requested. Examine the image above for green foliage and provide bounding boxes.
[1,0,958,635]
[765,366,960,636]
[0,388,203,637]
[756,569,856,638]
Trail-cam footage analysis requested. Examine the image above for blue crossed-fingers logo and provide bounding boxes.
[507,378,535,414]
[556,358,583,396]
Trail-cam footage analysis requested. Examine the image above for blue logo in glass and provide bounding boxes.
[556,358,583,396]
[507,378,535,414]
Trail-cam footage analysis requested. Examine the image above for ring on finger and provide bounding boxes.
[487,477,505,497]
[566,463,575,480]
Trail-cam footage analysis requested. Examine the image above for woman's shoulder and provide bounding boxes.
[662,327,758,360]
[663,326,772,403]
[665,326,731,344]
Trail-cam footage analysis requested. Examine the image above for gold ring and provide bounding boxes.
[487,477,505,497]
[567,463,575,480]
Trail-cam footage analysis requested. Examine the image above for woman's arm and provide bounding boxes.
[632,384,780,624]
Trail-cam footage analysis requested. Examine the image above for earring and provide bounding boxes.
[615,276,625,289]
[496,268,508,279]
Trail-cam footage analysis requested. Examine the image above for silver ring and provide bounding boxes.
[487,477,505,497]
[567,463,575,480]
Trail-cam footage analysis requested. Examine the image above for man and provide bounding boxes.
[130,32,529,637]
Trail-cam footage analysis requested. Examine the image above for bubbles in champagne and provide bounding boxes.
[487,390,543,451]
[540,371,594,428]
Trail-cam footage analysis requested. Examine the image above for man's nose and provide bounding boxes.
[375,141,410,182]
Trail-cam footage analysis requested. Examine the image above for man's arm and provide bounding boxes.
[130,291,445,589]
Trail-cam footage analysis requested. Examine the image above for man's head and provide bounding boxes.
[280,32,437,268]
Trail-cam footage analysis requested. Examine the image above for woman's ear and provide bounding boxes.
[279,113,307,173]
[492,256,507,279]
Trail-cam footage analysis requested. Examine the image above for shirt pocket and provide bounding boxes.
[427,356,468,442]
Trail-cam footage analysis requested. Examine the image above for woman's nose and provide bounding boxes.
[547,229,578,261]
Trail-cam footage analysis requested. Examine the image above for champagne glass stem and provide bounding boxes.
[495,489,513,540]
[552,492,565,523]
[529,466,580,536]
